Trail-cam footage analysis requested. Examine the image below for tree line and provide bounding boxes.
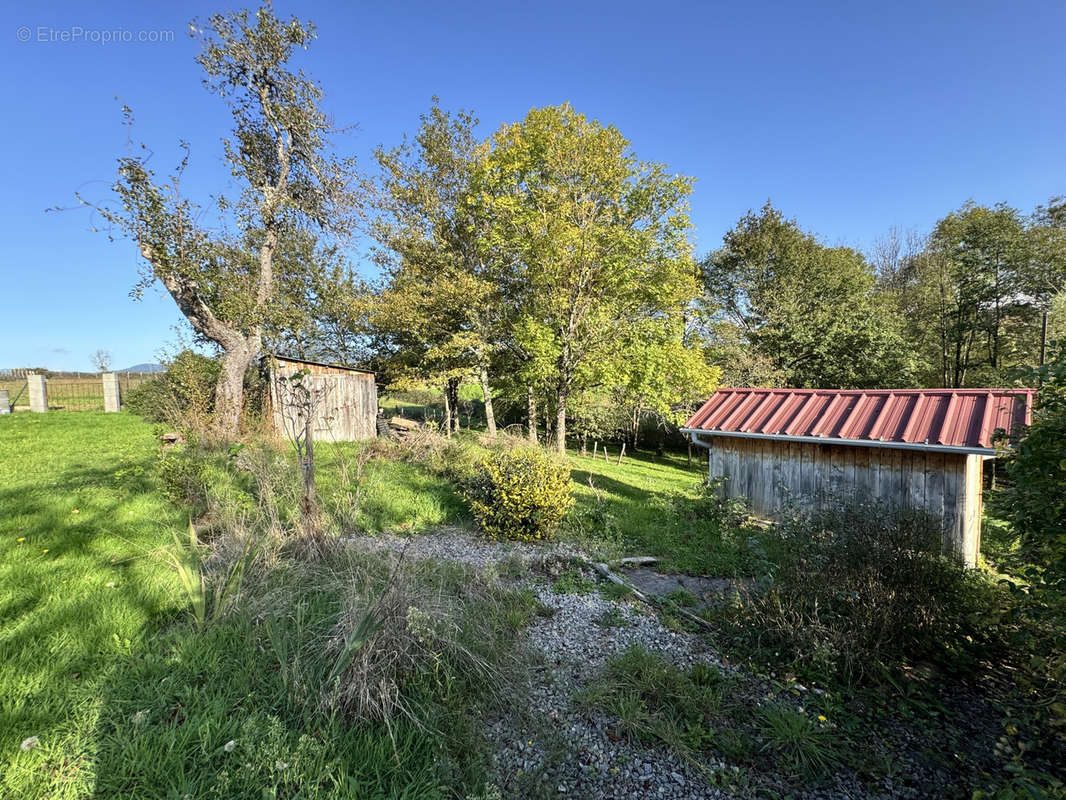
[96,6,1066,446]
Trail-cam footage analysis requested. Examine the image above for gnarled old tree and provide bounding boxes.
[96,6,355,436]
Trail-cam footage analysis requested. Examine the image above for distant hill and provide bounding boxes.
[118,363,165,374]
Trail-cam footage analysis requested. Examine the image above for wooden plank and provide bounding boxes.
[941,455,963,556]
[853,446,873,502]
[742,438,757,506]
[771,439,786,515]
[708,441,724,490]
[763,440,777,514]
[798,442,815,505]
[842,445,857,504]
[924,451,945,523]
[881,446,904,508]
[748,439,764,514]
[959,454,983,566]
[793,441,804,512]
[720,440,736,499]
[903,450,927,511]
[829,445,845,505]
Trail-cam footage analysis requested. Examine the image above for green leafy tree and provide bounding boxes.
[274,244,373,367]
[702,203,913,388]
[1026,197,1066,365]
[94,6,356,436]
[369,101,502,435]
[474,104,697,453]
[612,319,720,448]
[923,202,1031,386]
[997,344,1066,573]
[876,200,1066,387]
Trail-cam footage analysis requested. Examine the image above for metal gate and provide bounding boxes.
[0,377,27,412]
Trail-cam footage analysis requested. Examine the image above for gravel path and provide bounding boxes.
[348,529,735,798]
[344,528,957,800]
[491,583,737,799]
[344,526,581,568]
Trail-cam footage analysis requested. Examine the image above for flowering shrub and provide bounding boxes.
[462,447,574,541]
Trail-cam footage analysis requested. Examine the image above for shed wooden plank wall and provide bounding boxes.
[270,370,378,442]
[707,437,983,566]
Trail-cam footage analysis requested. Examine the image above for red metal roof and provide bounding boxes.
[684,388,1035,452]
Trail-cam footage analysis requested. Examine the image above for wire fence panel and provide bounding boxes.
[119,372,157,394]
[45,379,105,411]
[0,372,160,412]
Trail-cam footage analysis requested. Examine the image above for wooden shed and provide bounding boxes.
[681,388,1034,566]
[267,355,378,442]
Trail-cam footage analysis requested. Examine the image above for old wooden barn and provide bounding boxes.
[681,388,1034,566]
[267,355,378,442]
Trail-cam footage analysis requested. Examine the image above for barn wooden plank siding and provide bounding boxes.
[267,355,378,443]
[705,437,983,561]
[683,388,1034,567]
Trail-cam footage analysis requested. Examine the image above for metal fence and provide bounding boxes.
[43,379,106,411]
[0,372,158,412]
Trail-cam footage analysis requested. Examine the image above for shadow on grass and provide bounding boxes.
[0,450,185,797]
[0,431,449,798]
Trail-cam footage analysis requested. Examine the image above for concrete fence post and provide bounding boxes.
[28,373,47,412]
[0,389,10,414]
[102,372,121,412]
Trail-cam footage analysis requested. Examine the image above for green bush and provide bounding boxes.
[994,343,1066,577]
[985,345,1066,790]
[124,350,220,424]
[713,502,1001,685]
[462,447,574,541]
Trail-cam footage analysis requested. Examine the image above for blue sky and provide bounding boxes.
[2,0,1063,371]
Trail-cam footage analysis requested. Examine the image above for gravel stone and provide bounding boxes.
[343,528,968,800]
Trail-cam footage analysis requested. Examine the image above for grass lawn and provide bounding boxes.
[0,414,744,798]
[0,412,184,797]
[0,414,451,799]
[565,445,762,575]
[316,443,468,534]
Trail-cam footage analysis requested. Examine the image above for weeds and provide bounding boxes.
[552,569,597,595]
[601,581,635,601]
[757,702,839,778]
[577,646,734,764]
[593,607,629,628]
[710,501,1003,685]
[167,520,258,628]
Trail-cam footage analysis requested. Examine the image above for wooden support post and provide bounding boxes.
[617,442,626,465]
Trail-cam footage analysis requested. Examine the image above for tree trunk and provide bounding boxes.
[527,386,537,444]
[555,388,567,456]
[442,384,452,438]
[301,409,317,526]
[479,365,497,436]
[1041,309,1049,366]
[580,432,587,457]
[213,337,257,437]
[448,379,460,434]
